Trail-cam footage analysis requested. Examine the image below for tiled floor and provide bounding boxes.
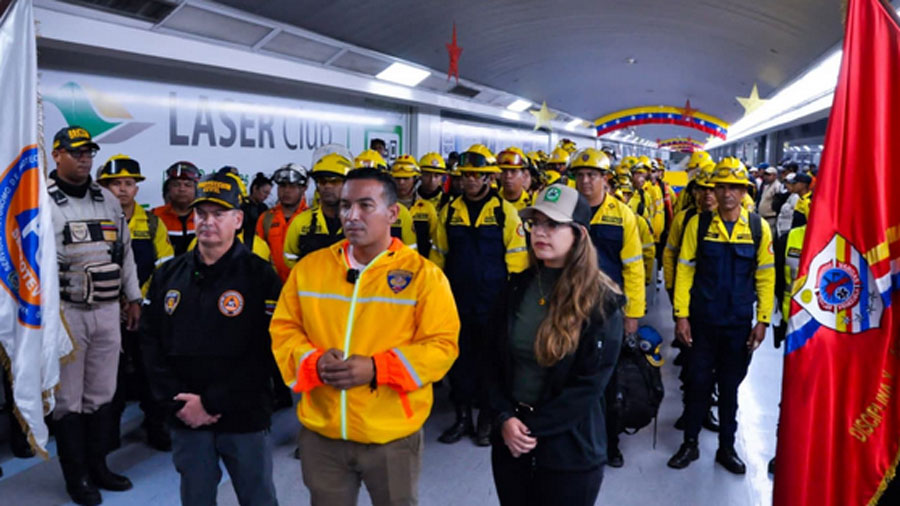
[0,284,783,505]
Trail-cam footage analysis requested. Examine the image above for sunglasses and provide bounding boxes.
[315,176,344,185]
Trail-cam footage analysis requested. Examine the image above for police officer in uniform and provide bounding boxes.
[96,155,175,452]
[48,127,142,505]
[283,153,353,269]
[572,147,645,468]
[433,144,528,446]
[140,171,281,505]
[668,158,775,474]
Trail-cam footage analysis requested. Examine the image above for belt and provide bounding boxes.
[514,401,535,416]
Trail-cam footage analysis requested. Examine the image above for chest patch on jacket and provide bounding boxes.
[387,270,413,293]
[218,290,244,317]
[164,290,181,315]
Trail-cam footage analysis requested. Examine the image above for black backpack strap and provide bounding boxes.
[748,212,763,258]
[47,181,68,205]
[636,188,645,216]
[492,195,506,230]
[678,207,698,245]
[696,210,713,252]
[444,198,457,228]
[89,182,105,202]
[147,211,158,242]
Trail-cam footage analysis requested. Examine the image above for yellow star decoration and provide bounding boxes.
[736,84,768,116]
[529,101,557,131]
[705,135,718,145]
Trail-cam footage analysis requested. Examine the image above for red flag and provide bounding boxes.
[775,0,900,504]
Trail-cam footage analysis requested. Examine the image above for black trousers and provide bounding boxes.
[112,328,165,428]
[683,320,752,448]
[447,317,490,407]
[491,444,603,506]
[603,368,620,451]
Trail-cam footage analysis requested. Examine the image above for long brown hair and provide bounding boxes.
[532,225,621,367]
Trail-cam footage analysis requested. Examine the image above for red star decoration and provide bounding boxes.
[681,99,696,122]
[446,22,463,83]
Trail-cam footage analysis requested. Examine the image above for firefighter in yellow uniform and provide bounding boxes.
[283,153,352,269]
[571,147,645,468]
[544,147,575,188]
[668,157,774,474]
[417,152,450,211]
[391,154,443,266]
[674,151,714,215]
[353,150,417,248]
[615,181,655,289]
[432,144,528,446]
[629,157,656,226]
[497,147,534,211]
[663,168,717,300]
[96,155,175,452]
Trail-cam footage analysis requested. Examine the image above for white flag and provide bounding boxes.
[0,0,73,458]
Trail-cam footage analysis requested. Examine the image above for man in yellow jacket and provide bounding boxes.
[270,168,459,506]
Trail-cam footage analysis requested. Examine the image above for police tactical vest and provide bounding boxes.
[49,181,124,304]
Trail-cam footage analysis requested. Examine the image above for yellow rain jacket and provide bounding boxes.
[270,238,460,444]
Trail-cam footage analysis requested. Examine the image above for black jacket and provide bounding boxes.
[140,240,282,433]
[486,269,624,471]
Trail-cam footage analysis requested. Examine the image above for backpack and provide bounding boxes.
[614,326,665,435]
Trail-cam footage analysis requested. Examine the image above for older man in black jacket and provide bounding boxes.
[141,171,282,506]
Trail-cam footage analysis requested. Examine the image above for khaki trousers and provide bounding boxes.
[53,301,121,419]
[298,427,423,506]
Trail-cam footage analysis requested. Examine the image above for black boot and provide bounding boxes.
[438,404,473,444]
[768,457,775,475]
[607,446,624,468]
[703,409,720,432]
[674,415,685,430]
[55,413,102,505]
[474,409,492,447]
[87,404,133,491]
[667,439,699,469]
[143,418,172,452]
[715,446,747,475]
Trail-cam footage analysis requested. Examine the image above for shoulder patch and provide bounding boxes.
[218,290,244,317]
[387,269,413,293]
[164,290,181,315]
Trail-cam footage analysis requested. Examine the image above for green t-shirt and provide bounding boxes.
[510,267,562,405]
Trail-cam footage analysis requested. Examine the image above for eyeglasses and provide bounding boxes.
[166,163,201,182]
[102,158,140,176]
[67,148,97,159]
[461,171,487,179]
[273,167,308,186]
[524,217,567,233]
[459,151,491,168]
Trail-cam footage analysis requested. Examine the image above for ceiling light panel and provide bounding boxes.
[506,99,532,112]
[161,5,272,46]
[261,31,342,63]
[376,62,430,87]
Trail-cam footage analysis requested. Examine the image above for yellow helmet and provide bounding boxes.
[543,169,562,185]
[686,150,713,170]
[619,155,638,169]
[312,152,352,179]
[568,148,611,173]
[633,155,653,174]
[547,147,570,166]
[458,144,499,173]
[391,154,420,178]
[557,138,577,154]
[694,166,716,188]
[615,163,633,178]
[97,154,144,182]
[354,149,388,172]
[614,174,632,189]
[497,146,530,170]
[418,152,447,174]
[710,157,751,186]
